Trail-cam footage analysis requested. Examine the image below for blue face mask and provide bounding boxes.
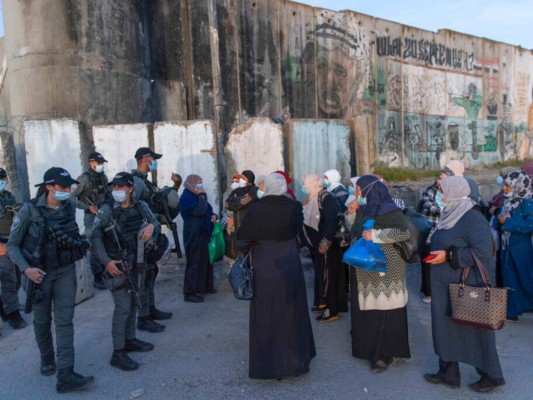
[435,191,446,208]
[196,183,203,189]
[257,190,264,199]
[149,160,158,172]
[0,180,6,192]
[324,179,330,188]
[348,186,356,195]
[357,196,367,206]
[95,165,105,174]
[496,176,504,186]
[302,185,309,195]
[53,189,71,202]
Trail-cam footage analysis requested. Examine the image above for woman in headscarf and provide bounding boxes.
[345,175,411,373]
[300,174,324,310]
[424,176,505,393]
[225,170,261,233]
[497,171,533,321]
[488,167,518,287]
[274,170,296,200]
[237,173,316,380]
[323,169,349,211]
[179,175,217,303]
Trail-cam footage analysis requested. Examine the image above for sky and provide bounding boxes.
[294,0,533,49]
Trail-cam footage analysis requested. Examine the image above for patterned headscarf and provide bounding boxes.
[501,171,532,215]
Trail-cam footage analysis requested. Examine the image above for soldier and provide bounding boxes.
[91,172,157,371]
[0,168,27,330]
[7,167,94,393]
[71,152,109,290]
[131,147,178,333]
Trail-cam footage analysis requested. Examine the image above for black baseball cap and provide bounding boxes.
[134,147,162,160]
[35,167,79,187]
[0,168,6,178]
[110,172,134,187]
[88,152,108,163]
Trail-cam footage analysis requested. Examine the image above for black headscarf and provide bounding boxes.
[237,195,303,241]
[357,175,399,217]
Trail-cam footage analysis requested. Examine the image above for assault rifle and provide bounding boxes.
[22,220,47,314]
[152,189,182,258]
[108,225,143,308]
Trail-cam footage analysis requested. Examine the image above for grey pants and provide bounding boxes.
[0,254,21,314]
[33,264,77,369]
[138,263,157,318]
[106,273,142,349]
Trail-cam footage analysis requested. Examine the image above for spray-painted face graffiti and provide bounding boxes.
[447,122,460,151]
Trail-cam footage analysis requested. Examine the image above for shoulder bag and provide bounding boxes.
[228,249,253,300]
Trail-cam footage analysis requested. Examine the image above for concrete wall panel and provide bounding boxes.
[225,118,285,187]
[92,124,152,180]
[285,119,352,200]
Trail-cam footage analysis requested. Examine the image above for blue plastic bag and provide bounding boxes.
[342,220,387,273]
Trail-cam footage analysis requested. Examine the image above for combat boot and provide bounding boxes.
[137,317,165,333]
[125,338,154,352]
[93,272,106,291]
[56,366,95,393]
[0,300,8,322]
[41,353,56,376]
[8,310,27,329]
[149,306,173,320]
[110,349,139,371]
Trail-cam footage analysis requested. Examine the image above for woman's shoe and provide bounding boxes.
[424,373,460,388]
[506,316,519,322]
[469,377,504,393]
[371,359,392,374]
[311,304,326,312]
[316,311,339,322]
[422,296,432,304]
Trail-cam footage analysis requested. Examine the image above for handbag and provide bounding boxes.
[228,249,254,300]
[448,248,508,330]
[393,208,432,264]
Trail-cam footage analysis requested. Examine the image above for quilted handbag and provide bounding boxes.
[449,248,508,330]
[228,249,253,300]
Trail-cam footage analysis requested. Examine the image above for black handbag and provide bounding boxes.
[228,249,253,300]
[393,208,432,263]
[224,232,238,260]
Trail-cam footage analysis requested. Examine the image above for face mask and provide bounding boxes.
[504,191,513,198]
[239,178,247,188]
[53,189,71,202]
[348,186,355,195]
[149,160,158,172]
[302,185,309,195]
[357,196,367,206]
[230,182,239,190]
[196,183,203,189]
[435,191,446,208]
[257,190,264,199]
[0,180,6,192]
[496,176,504,186]
[112,190,128,203]
[95,165,105,173]
[324,179,330,188]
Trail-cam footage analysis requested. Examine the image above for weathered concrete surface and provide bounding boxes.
[285,119,353,200]
[0,131,20,200]
[92,123,152,180]
[0,254,531,399]
[226,118,285,187]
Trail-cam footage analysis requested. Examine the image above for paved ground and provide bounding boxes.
[0,251,532,400]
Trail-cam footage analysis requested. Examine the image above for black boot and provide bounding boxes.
[93,272,106,291]
[124,338,154,352]
[41,353,56,376]
[0,300,8,322]
[110,349,139,371]
[8,310,27,329]
[56,366,95,393]
[149,306,172,320]
[137,317,165,333]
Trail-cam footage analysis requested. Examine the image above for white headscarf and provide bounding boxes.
[324,169,344,192]
[264,173,288,196]
[302,174,322,231]
[437,176,474,230]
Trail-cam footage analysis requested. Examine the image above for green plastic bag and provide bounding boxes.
[208,222,226,264]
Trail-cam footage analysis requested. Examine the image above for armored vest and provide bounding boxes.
[131,170,158,208]
[0,192,17,239]
[82,170,108,207]
[103,202,146,260]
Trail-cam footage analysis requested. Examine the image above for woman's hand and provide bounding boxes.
[426,250,446,264]
[106,260,123,277]
[347,200,359,215]
[362,229,373,241]
[140,223,154,242]
[498,214,507,225]
[0,243,6,256]
[211,214,218,223]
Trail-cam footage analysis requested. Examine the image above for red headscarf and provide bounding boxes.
[274,170,296,199]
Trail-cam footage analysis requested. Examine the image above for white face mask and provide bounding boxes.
[112,190,128,203]
[239,178,247,188]
[230,182,239,190]
[94,165,105,173]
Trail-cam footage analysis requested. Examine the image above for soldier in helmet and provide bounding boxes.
[91,172,158,371]
[0,167,27,331]
[131,147,180,333]
[71,152,109,290]
[7,167,94,393]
